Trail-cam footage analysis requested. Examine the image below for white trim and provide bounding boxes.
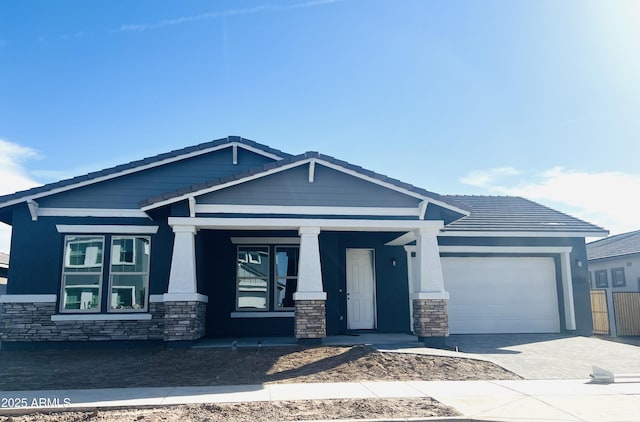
[163,293,208,302]
[0,294,57,303]
[27,200,39,221]
[438,246,573,254]
[56,225,159,234]
[51,313,152,321]
[39,208,149,218]
[230,311,294,318]
[188,197,196,218]
[560,252,577,330]
[195,204,420,217]
[149,294,164,303]
[0,141,284,210]
[386,231,416,246]
[440,230,608,238]
[308,160,315,183]
[141,157,469,217]
[231,237,300,245]
[169,217,444,232]
[232,144,238,165]
[293,292,327,300]
[418,200,428,220]
[411,292,450,300]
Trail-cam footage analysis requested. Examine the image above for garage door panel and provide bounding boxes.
[442,257,560,334]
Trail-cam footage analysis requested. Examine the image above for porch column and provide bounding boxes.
[164,224,207,344]
[293,226,327,343]
[412,227,449,347]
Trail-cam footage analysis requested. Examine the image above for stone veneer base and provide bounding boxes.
[412,298,449,338]
[0,299,207,344]
[295,299,326,339]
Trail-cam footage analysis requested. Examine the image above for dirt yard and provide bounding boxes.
[0,345,520,421]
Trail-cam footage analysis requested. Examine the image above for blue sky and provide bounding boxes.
[1,0,640,252]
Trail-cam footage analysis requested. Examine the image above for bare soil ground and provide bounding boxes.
[0,345,520,421]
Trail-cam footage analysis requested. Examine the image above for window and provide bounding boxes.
[109,237,150,311]
[595,269,608,288]
[61,236,104,311]
[236,245,299,311]
[275,247,299,309]
[61,235,150,313]
[611,267,626,288]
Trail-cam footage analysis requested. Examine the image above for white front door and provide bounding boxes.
[346,248,376,330]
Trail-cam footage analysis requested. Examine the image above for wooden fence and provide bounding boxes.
[590,290,609,335]
[614,292,640,336]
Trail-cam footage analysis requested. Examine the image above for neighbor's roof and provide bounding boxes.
[0,136,291,209]
[587,230,640,261]
[0,252,8,268]
[442,195,608,235]
[139,151,470,216]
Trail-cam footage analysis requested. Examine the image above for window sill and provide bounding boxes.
[230,311,294,318]
[51,313,152,321]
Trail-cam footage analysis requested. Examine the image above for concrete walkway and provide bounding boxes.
[1,379,639,421]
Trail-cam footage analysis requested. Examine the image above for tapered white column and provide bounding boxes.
[294,226,326,300]
[413,227,448,299]
[166,225,204,301]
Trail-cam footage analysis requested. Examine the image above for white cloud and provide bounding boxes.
[460,166,640,236]
[0,139,42,253]
[117,0,344,32]
[459,167,521,188]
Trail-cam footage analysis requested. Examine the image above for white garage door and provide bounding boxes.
[441,257,560,334]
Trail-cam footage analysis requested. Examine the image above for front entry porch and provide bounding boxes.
[164,217,451,346]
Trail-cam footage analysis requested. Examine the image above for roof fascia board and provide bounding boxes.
[0,141,284,210]
[195,204,420,217]
[168,216,444,232]
[441,230,608,238]
[437,245,573,254]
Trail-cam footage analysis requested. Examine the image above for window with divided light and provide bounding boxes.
[236,245,299,311]
[60,235,151,313]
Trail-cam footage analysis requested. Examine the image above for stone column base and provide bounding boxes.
[163,300,207,342]
[413,298,448,342]
[295,299,326,341]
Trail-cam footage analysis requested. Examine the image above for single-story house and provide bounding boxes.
[587,230,640,292]
[0,137,607,349]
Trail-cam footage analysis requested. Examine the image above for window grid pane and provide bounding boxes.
[109,236,150,312]
[237,247,269,310]
[61,236,104,312]
[274,246,299,310]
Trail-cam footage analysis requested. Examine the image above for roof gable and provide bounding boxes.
[0,136,288,211]
[140,152,470,218]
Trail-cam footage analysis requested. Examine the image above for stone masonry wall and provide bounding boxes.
[412,299,448,338]
[163,300,207,341]
[295,299,326,339]
[0,302,165,342]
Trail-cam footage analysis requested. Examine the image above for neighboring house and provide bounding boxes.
[0,137,607,349]
[0,252,8,296]
[587,230,640,292]
[587,231,640,336]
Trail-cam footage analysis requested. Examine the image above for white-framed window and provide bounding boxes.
[235,244,299,311]
[60,234,151,313]
[274,246,299,310]
[61,236,105,312]
[611,267,626,288]
[109,236,151,312]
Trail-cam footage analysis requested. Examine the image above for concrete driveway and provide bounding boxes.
[446,334,640,379]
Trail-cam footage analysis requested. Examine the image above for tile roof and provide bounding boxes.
[0,136,290,208]
[587,230,640,260]
[442,195,608,234]
[139,151,468,213]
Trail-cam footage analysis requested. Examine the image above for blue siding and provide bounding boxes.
[37,148,274,209]
[197,164,421,208]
